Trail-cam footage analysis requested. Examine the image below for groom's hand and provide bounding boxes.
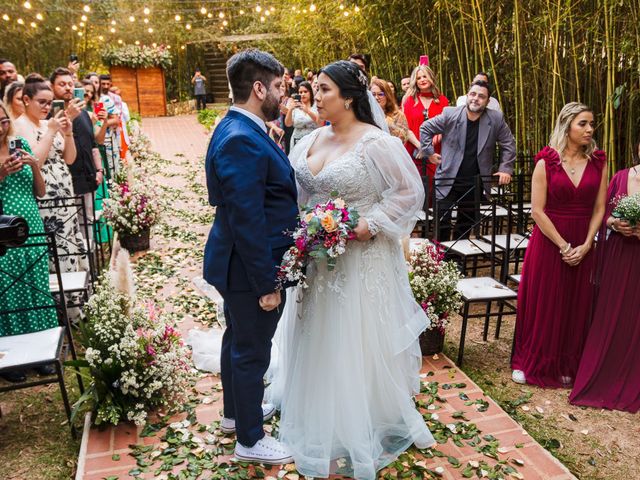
[259,290,281,312]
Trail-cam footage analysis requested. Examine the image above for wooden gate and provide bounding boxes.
[110,66,167,117]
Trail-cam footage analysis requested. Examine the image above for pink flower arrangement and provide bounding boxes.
[278,194,360,288]
[103,180,160,236]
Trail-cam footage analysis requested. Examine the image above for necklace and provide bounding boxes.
[561,152,584,175]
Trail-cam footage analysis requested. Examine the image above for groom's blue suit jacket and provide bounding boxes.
[203,109,298,297]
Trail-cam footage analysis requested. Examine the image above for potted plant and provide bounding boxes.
[67,253,196,426]
[103,179,160,252]
[408,241,463,355]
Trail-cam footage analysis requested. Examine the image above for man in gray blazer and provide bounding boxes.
[420,80,516,240]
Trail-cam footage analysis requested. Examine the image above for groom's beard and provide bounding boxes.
[261,92,281,121]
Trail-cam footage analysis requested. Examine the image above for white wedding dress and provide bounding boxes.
[266,127,435,479]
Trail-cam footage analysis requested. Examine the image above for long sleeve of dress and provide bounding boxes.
[362,134,425,239]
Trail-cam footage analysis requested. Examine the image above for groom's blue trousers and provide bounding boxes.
[220,288,286,447]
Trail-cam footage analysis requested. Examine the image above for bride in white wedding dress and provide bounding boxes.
[266,60,434,479]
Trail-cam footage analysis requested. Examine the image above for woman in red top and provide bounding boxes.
[402,65,448,179]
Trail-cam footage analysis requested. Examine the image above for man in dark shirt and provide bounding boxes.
[50,67,102,238]
[420,80,516,240]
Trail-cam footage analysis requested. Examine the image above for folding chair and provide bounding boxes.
[0,232,84,436]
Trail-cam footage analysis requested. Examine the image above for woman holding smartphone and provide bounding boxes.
[284,81,322,148]
[0,100,58,382]
[13,74,88,310]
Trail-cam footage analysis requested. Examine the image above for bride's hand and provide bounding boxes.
[353,218,373,242]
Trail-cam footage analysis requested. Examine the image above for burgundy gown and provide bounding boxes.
[570,168,640,412]
[512,146,606,388]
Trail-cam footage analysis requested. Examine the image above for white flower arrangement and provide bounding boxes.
[102,179,160,237]
[408,241,463,333]
[68,253,196,426]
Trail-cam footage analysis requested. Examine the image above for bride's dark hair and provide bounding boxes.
[319,60,378,128]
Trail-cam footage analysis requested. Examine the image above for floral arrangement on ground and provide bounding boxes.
[409,241,463,333]
[68,253,197,426]
[102,45,172,70]
[103,178,160,237]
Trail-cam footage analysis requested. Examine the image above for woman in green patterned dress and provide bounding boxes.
[0,101,58,382]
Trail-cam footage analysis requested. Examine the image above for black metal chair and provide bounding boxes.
[0,232,84,436]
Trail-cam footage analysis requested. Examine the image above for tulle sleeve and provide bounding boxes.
[362,134,425,239]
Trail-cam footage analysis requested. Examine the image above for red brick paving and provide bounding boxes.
[76,114,576,479]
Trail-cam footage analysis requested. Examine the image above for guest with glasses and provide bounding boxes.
[403,65,448,178]
[370,79,417,147]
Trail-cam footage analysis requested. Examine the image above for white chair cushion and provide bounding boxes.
[0,327,63,369]
[481,234,529,250]
[457,277,517,301]
[49,271,89,293]
[441,239,494,256]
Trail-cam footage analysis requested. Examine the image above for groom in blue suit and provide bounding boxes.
[203,50,298,464]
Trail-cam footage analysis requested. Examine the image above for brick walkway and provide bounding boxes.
[76,114,576,480]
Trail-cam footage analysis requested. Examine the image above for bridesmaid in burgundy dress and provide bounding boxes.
[511,102,607,388]
[570,138,640,412]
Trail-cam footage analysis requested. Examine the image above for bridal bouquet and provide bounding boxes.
[408,241,463,333]
[278,193,360,288]
[611,192,640,226]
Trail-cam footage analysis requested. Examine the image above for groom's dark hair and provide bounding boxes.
[226,49,284,103]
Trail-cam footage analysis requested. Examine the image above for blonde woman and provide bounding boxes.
[512,102,607,388]
[402,65,448,177]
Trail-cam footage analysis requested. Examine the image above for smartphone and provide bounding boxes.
[74,87,85,101]
[52,100,65,117]
[8,138,25,158]
[292,94,301,102]
[93,102,104,115]
[69,54,78,63]
[419,55,429,66]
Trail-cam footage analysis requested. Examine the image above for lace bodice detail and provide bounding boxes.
[294,129,382,215]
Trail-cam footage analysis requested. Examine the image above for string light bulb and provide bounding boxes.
[55,26,60,31]
[83,5,91,13]
[30,21,36,28]
[219,12,225,18]
[110,27,116,33]
[185,23,191,29]
[23,2,31,9]
[72,24,78,30]
[98,35,104,40]
[239,9,245,14]
[144,18,149,23]
[181,45,185,50]
[207,12,213,18]
[81,14,87,21]
[118,39,123,44]
[36,13,43,20]
[2,14,9,21]
[143,7,150,15]
[175,14,181,21]
[355,6,360,12]
[148,27,153,33]
[339,4,345,9]
[344,11,349,16]
[310,4,317,12]
[129,16,135,22]
[255,5,262,13]
[79,21,85,27]
[270,6,275,11]
[265,10,270,16]
[111,20,116,25]
[200,6,207,14]
[135,40,140,45]
[17,18,25,24]
[222,20,228,26]
[78,31,83,36]
[260,16,265,21]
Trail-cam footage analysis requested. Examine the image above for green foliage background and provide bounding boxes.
[1,0,639,169]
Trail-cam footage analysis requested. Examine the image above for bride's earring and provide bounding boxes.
[344,100,352,110]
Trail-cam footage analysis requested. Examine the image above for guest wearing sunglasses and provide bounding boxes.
[370,79,418,147]
[403,65,448,179]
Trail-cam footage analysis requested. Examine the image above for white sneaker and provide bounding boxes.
[234,434,294,465]
[512,370,526,384]
[220,403,276,434]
